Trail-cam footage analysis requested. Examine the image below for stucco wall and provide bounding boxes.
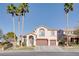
[34,27,57,40]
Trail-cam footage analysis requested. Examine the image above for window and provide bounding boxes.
[51,31,55,36]
[39,29,45,37]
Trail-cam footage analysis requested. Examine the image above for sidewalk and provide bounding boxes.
[1,46,79,53]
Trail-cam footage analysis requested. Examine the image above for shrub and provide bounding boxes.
[1,41,9,45]
[58,39,65,46]
[4,43,13,50]
[1,41,13,50]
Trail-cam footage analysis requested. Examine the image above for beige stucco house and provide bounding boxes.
[21,26,63,47]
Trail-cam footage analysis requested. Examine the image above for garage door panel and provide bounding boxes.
[36,39,48,46]
[50,40,56,46]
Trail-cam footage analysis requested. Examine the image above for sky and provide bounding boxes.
[0,3,79,36]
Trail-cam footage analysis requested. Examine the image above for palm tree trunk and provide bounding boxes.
[22,15,24,47]
[22,15,24,37]
[12,16,16,48]
[18,16,20,46]
[66,13,69,46]
[18,16,20,36]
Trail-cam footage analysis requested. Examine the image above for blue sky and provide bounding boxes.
[0,3,79,35]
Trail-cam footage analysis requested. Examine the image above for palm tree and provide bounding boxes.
[15,7,21,46]
[19,3,29,37]
[19,3,29,46]
[7,4,16,47]
[64,3,73,46]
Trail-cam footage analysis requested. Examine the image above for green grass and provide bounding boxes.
[16,47,34,50]
[61,44,79,50]
[6,46,34,51]
[71,44,79,48]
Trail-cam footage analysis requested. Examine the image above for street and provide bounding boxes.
[0,52,79,56]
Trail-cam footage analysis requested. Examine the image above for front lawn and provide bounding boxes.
[6,46,34,51]
[69,44,79,49]
[61,44,79,50]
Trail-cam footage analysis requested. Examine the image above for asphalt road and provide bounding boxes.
[0,52,79,56]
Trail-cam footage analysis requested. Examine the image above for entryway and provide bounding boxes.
[29,35,34,46]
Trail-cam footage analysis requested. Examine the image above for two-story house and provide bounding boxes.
[23,26,63,47]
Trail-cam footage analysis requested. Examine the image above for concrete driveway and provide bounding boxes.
[34,46,66,52]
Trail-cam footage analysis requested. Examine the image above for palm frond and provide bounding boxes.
[64,3,73,14]
[7,4,16,16]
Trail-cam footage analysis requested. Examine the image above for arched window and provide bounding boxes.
[39,29,45,37]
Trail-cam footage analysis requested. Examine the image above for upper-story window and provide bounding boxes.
[39,29,45,37]
[51,31,55,36]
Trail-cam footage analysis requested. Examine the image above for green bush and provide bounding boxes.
[0,41,13,50]
[4,43,13,50]
[58,39,65,46]
[1,41,9,45]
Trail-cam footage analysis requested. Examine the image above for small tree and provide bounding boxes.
[59,38,65,46]
[6,32,17,43]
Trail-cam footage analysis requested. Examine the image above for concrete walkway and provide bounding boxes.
[34,46,66,52]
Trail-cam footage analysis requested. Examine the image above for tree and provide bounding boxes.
[22,3,29,36]
[16,3,29,46]
[7,4,16,43]
[3,35,7,40]
[15,7,21,36]
[15,6,22,46]
[6,32,17,42]
[19,3,29,37]
[64,3,73,46]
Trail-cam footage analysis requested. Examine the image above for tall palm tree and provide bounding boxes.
[15,7,22,46]
[19,3,29,37]
[19,3,29,46]
[7,4,16,47]
[64,3,73,46]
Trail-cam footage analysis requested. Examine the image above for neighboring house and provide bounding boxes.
[63,29,79,44]
[63,29,74,35]
[24,26,63,47]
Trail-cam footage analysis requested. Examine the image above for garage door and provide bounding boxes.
[36,39,48,46]
[50,40,56,46]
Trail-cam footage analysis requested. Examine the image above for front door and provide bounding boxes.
[29,36,34,46]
